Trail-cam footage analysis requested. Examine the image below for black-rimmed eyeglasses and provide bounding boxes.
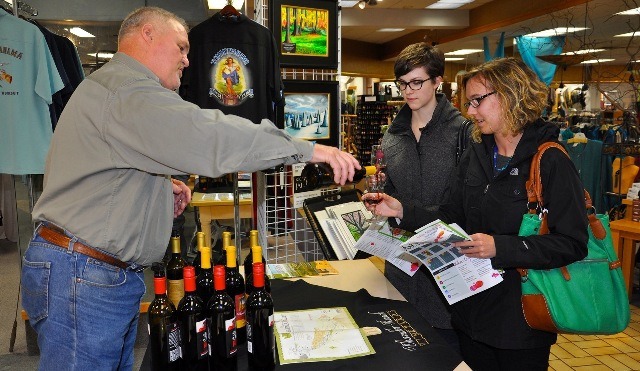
[464,91,496,109]
[394,77,434,91]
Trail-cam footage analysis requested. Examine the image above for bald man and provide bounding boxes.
[22,6,359,370]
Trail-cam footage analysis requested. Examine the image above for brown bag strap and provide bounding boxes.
[526,142,569,211]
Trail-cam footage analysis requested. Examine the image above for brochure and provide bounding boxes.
[353,219,420,276]
[266,260,339,279]
[399,220,503,305]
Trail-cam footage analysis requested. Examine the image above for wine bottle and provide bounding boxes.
[166,236,186,309]
[225,245,246,345]
[246,262,275,371]
[214,231,231,266]
[192,231,206,276]
[148,266,181,371]
[207,265,238,371]
[196,246,214,306]
[245,245,271,296]
[298,163,376,192]
[177,266,210,370]
[243,230,266,275]
[198,176,209,192]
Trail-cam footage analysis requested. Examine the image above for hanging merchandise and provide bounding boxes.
[180,7,284,124]
[0,11,64,174]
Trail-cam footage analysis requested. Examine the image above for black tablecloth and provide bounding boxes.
[141,279,463,370]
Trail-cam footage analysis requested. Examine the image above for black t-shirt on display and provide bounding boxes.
[180,13,283,124]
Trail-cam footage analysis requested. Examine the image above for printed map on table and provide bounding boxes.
[274,307,375,364]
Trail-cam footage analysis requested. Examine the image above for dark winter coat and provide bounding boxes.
[382,94,467,329]
[399,119,589,349]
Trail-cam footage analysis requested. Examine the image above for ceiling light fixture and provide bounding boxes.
[614,32,639,37]
[207,0,244,10]
[581,59,615,64]
[445,49,483,56]
[69,27,95,38]
[87,52,114,60]
[523,27,588,38]
[357,0,378,10]
[561,48,605,55]
[377,28,405,32]
[427,0,473,10]
[616,7,640,15]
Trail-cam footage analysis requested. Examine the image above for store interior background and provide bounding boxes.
[2,0,640,369]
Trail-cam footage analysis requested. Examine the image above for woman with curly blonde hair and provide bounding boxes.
[364,57,588,370]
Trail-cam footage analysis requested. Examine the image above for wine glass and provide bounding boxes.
[363,173,386,223]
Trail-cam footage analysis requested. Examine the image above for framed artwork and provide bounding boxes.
[270,0,338,69]
[278,80,339,147]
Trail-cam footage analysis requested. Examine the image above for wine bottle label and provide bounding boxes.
[167,322,182,362]
[225,317,238,356]
[196,319,210,359]
[234,294,246,328]
[167,279,184,308]
[246,323,253,353]
[268,314,275,355]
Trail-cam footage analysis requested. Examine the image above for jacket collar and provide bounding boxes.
[475,119,560,179]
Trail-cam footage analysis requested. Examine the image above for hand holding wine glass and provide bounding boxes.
[363,173,387,222]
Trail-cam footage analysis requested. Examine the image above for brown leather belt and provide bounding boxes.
[37,225,129,269]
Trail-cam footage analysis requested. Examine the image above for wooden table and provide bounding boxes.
[189,192,252,247]
[609,218,640,298]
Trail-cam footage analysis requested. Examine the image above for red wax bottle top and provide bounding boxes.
[213,265,226,291]
[183,266,196,292]
[253,262,265,288]
[153,277,166,295]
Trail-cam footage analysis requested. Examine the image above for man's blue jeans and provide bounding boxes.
[21,225,146,370]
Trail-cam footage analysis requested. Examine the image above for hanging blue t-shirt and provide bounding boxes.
[0,12,64,174]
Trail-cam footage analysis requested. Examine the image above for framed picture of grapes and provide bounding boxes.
[269,0,338,69]
[277,80,339,147]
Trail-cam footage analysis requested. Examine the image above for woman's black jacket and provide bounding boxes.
[398,119,588,349]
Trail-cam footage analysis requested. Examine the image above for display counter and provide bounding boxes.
[140,259,470,370]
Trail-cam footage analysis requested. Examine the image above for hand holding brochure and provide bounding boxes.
[400,220,503,304]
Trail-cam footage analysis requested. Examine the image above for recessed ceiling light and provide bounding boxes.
[426,2,472,9]
[614,32,639,37]
[69,27,95,38]
[340,1,360,7]
[561,49,605,55]
[445,49,483,56]
[445,57,465,61]
[87,52,114,60]
[206,0,244,9]
[616,7,640,15]
[377,28,405,32]
[581,59,615,64]
[523,27,588,38]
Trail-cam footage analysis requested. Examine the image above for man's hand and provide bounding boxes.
[171,178,192,218]
[310,144,361,185]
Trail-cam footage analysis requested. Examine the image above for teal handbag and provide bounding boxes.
[517,142,630,334]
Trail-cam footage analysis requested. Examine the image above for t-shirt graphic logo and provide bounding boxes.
[0,62,14,87]
[208,48,254,107]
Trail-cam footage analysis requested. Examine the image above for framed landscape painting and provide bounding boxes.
[278,80,339,147]
[270,0,338,69]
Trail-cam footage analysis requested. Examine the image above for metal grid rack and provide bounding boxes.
[252,0,342,264]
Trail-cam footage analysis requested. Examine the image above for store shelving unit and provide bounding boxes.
[353,100,394,165]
